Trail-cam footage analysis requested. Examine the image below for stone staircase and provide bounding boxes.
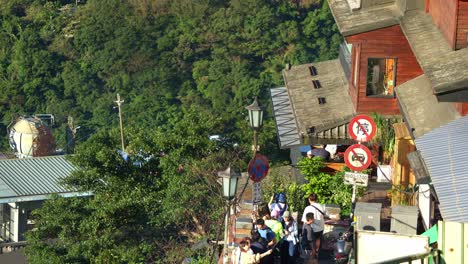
[234,174,254,242]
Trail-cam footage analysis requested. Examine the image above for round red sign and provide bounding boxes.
[344,144,372,171]
[248,154,270,182]
[348,115,377,142]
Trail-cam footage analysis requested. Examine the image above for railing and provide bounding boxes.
[0,241,27,254]
[377,249,440,264]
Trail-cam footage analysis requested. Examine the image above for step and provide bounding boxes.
[239,199,253,210]
[235,228,252,239]
[239,208,253,216]
[236,223,253,230]
[239,202,253,211]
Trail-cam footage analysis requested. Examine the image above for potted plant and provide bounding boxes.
[370,113,398,182]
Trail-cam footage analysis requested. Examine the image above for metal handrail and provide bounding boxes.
[376,248,440,264]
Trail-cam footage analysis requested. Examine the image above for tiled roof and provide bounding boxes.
[281,59,356,145]
[415,116,468,222]
[328,0,402,37]
[400,10,468,95]
[395,75,460,138]
[0,156,87,202]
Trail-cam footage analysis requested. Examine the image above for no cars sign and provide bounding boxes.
[344,144,372,171]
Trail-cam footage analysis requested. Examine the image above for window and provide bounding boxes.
[366,58,397,97]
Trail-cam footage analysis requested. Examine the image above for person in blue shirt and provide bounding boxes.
[255,218,277,248]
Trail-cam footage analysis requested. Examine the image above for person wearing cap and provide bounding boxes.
[282,211,299,264]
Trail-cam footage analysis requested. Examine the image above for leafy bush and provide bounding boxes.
[297,157,365,217]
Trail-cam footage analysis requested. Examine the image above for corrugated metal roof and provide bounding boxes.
[270,87,301,148]
[0,156,76,199]
[415,116,468,222]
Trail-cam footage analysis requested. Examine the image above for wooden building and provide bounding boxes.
[326,0,468,229]
[346,25,423,115]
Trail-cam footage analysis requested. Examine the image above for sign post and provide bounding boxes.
[346,115,377,219]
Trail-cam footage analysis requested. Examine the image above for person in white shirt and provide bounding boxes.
[301,193,328,258]
[231,237,253,264]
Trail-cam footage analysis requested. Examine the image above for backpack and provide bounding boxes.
[300,226,312,250]
[277,192,286,203]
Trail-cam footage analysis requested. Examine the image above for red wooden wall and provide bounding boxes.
[454,102,468,115]
[456,0,468,49]
[346,25,424,115]
[427,0,458,49]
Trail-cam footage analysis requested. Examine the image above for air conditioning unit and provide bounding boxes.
[391,205,418,235]
[354,202,382,231]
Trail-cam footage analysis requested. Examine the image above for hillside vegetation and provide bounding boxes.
[0,0,342,262]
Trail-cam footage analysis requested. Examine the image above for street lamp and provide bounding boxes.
[218,166,241,264]
[245,97,264,154]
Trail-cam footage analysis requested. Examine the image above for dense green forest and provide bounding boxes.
[0,0,342,262]
[0,0,340,154]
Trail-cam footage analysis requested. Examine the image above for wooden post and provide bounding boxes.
[115,94,125,151]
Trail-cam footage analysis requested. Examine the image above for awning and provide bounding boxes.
[415,116,468,222]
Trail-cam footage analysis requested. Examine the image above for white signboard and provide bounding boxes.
[344,172,369,187]
[357,231,429,263]
[253,182,262,203]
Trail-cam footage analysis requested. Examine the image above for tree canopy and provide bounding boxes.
[0,0,341,154]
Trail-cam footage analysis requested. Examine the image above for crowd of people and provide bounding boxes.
[231,192,328,264]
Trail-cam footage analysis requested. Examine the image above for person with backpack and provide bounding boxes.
[250,230,272,264]
[301,193,328,259]
[264,210,284,243]
[255,218,277,249]
[255,219,276,264]
[269,193,288,224]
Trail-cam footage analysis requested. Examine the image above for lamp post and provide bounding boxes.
[245,97,264,155]
[218,166,241,264]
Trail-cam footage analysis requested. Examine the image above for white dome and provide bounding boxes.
[9,117,56,158]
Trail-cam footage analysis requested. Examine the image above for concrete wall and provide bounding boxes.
[361,0,395,9]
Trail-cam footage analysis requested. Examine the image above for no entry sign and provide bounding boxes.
[344,144,372,171]
[248,154,270,182]
[348,115,377,142]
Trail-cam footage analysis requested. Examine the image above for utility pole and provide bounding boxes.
[115,94,125,151]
